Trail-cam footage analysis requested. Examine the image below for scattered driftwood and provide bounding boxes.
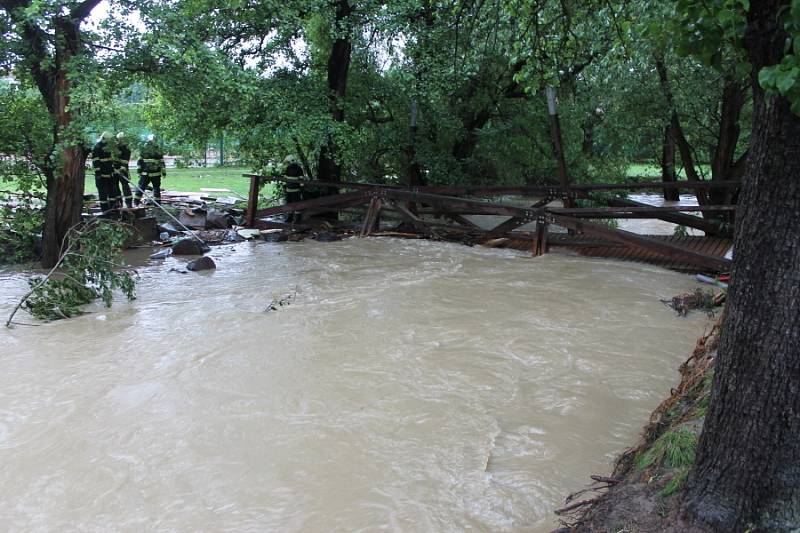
[662,288,725,316]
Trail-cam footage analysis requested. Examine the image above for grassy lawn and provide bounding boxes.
[84,166,265,197]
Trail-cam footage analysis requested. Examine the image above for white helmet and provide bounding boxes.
[100,131,113,142]
[283,155,296,164]
[146,134,155,143]
[116,132,126,141]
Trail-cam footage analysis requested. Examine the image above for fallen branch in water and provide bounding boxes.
[661,288,724,317]
[5,230,75,328]
[5,219,137,326]
[555,498,600,516]
[265,285,299,312]
[590,475,621,485]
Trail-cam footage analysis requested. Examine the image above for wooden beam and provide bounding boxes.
[551,205,735,215]
[245,173,741,198]
[485,216,533,238]
[255,190,369,218]
[606,198,723,234]
[570,180,740,192]
[484,198,553,238]
[384,189,547,220]
[245,173,393,192]
[549,214,731,271]
[533,221,549,256]
[389,200,441,238]
[360,197,382,237]
[302,195,379,218]
[443,213,482,230]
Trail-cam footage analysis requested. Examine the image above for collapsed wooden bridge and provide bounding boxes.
[243,174,736,273]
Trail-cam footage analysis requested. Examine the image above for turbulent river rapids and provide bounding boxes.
[0,197,711,532]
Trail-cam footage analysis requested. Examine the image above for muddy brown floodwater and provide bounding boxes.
[0,237,712,532]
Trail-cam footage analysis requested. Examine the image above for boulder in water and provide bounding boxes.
[172,238,210,255]
[186,256,216,271]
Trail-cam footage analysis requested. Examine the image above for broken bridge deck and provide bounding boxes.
[244,174,735,274]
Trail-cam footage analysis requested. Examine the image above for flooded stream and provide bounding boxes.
[0,238,711,532]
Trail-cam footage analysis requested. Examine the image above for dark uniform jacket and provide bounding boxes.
[285,163,304,193]
[114,143,132,174]
[137,143,166,178]
[91,141,115,178]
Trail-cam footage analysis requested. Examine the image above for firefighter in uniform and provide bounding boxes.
[113,132,134,208]
[91,131,117,213]
[136,134,166,205]
[283,156,305,223]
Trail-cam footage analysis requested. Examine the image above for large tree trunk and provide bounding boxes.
[655,59,704,193]
[316,0,352,183]
[452,107,492,162]
[655,58,747,235]
[680,3,800,531]
[661,123,680,201]
[40,18,87,268]
[706,78,747,233]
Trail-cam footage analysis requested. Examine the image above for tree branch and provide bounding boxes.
[70,0,102,21]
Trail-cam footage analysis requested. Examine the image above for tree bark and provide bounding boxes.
[680,2,800,531]
[316,0,352,184]
[656,57,747,235]
[40,17,88,268]
[655,58,704,192]
[661,123,680,201]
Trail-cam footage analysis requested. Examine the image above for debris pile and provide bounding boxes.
[662,288,725,316]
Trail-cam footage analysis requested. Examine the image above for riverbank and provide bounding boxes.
[557,314,723,532]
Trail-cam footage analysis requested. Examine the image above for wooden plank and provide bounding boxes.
[549,214,731,271]
[255,190,369,218]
